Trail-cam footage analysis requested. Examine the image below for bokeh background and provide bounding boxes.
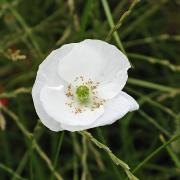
[0,0,180,179]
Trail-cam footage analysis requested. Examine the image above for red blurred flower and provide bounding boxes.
[0,98,8,106]
[0,86,8,107]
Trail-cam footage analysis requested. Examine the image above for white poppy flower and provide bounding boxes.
[32,39,139,132]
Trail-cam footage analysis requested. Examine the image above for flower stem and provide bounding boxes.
[79,131,139,180]
[105,0,140,43]
[160,134,180,168]
[81,136,88,180]
[128,53,180,72]
[0,163,27,180]
[132,134,180,173]
[1,105,63,180]
[50,132,65,180]
[0,87,32,98]
[101,0,125,53]
[7,2,43,59]
[128,78,180,93]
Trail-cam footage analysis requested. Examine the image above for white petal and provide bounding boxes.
[32,43,76,131]
[60,123,91,132]
[97,70,128,99]
[58,39,131,98]
[83,40,131,83]
[57,91,139,131]
[40,85,104,128]
[39,43,76,86]
[32,75,63,131]
[86,39,131,99]
[93,91,139,127]
[58,40,103,84]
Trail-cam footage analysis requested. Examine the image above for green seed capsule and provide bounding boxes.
[76,85,90,103]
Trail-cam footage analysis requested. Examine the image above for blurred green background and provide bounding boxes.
[0,0,180,179]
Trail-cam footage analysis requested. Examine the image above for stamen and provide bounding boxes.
[65,76,105,114]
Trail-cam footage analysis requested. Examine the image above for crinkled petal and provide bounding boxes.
[32,75,63,131]
[40,85,104,127]
[32,43,76,131]
[58,40,103,84]
[58,91,139,131]
[59,123,90,132]
[82,39,131,83]
[39,43,76,86]
[58,39,131,98]
[86,39,131,99]
[94,91,139,127]
[97,70,128,99]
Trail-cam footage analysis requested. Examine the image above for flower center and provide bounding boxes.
[65,76,105,114]
[76,85,90,103]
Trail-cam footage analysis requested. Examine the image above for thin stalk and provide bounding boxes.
[81,136,88,180]
[0,87,32,98]
[127,88,177,119]
[73,154,78,180]
[132,134,180,173]
[160,135,180,168]
[138,110,171,137]
[121,0,168,38]
[72,133,80,180]
[12,151,29,180]
[0,163,27,180]
[124,34,180,47]
[1,106,63,180]
[88,143,105,171]
[7,3,43,58]
[128,78,180,93]
[128,53,180,72]
[79,131,139,180]
[96,128,123,179]
[50,132,65,180]
[101,0,125,53]
[106,0,140,42]
[12,121,43,180]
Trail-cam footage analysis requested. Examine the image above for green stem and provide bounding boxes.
[79,131,138,180]
[121,0,168,38]
[7,3,43,58]
[1,105,32,138]
[1,106,63,180]
[50,132,65,180]
[12,121,44,180]
[128,78,179,93]
[128,53,180,72]
[124,34,180,47]
[81,136,88,180]
[106,0,140,42]
[33,142,63,180]
[0,87,32,98]
[72,133,80,180]
[160,135,180,168]
[133,134,180,173]
[12,151,29,180]
[0,163,27,180]
[101,0,125,53]
[138,110,171,137]
[127,88,177,118]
